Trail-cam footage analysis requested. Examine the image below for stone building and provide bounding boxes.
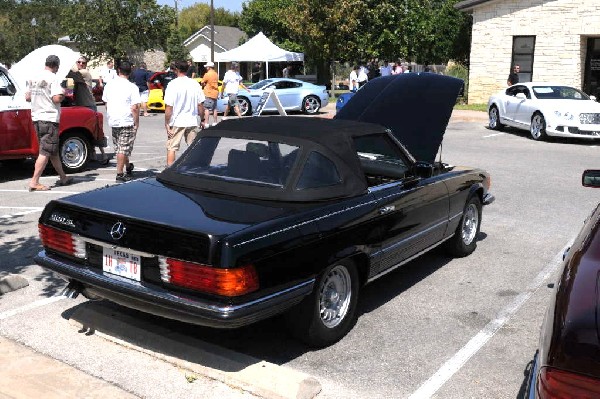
[456,0,600,104]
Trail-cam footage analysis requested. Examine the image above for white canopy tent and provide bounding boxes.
[215,32,303,78]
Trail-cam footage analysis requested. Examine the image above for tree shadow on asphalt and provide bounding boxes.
[0,214,66,298]
[59,232,489,366]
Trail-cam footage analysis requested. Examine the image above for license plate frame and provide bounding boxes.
[102,247,141,282]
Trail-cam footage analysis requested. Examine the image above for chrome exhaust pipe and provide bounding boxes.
[61,281,82,299]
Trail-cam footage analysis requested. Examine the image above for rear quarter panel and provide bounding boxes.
[539,203,600,379]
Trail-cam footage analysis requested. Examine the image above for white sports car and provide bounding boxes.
[487,83,600,141]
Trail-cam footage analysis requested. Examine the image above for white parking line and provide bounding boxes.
[483,133,505,138]
[0,296,66,320]
[0,189,80,194]
[408,242,570,399]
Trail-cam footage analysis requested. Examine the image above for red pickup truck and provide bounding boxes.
[0,65,106,173]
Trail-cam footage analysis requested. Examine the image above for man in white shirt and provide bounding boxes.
[102,61,141,182]
[349,66,358,92]
[357,65,369,88]
[222,63,248,118]
[99,59,116,87]
[26,55,72,191]
[163,60,205,166]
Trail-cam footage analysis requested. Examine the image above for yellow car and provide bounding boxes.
[146,72,223,112]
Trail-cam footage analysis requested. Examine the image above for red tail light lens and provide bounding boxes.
[39,224,86,258]
[39,224,75,255]
[160,258,259,296]
[538,367,600,398]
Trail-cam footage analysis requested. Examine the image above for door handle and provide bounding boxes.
[379,205,395,215]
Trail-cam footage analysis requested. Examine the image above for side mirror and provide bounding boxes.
[413,161,434,178]
[590,95,597,101]
[582,169,600,187]
[515,93,527,100]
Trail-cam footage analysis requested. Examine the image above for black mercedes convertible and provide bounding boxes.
[35,73,494,347]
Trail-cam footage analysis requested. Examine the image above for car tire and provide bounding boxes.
[238,96,252,116]
[60,131,91,173]
[488,105,504,130]
[445,195,482,257]
[285,259,359,348]
[302,95,321,115]
[530,112,548,141]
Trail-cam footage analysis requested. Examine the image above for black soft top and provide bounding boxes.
[158,117,393,202]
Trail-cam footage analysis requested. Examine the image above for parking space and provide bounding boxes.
[2,110,600,398]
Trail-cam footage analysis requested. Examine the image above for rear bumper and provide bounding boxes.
[35,250,314,328]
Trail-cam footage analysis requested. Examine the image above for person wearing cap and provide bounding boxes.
[201,61,219,126]
[222,62,248,118]
[25,54,73,191]
[164,60,205,166]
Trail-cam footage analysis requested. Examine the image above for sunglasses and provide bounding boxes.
[77,61,87,65]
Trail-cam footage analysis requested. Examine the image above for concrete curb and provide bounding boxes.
[68,303,321,399]
[0,274,29,294]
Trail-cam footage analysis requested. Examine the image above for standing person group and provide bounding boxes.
[131,62,152,117]
[222,63,248,118]
[163,60,205,166]
[102,61,141,182]
[26,55,73,191]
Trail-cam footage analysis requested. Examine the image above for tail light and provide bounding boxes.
[39,224,85,258]
[159,257,259,297]
[538,367,600,398]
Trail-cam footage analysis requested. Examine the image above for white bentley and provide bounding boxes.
[487,83,600,141]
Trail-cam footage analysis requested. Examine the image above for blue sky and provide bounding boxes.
[156,0,243,13]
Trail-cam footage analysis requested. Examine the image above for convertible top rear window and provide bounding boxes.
[175,136,299,187]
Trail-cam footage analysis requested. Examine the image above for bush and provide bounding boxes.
[445,63,469,104]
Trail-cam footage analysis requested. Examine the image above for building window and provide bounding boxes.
[511,36,535,83]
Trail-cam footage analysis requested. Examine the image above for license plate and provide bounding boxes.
[102,247,141,281]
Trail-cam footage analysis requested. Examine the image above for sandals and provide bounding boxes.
[28,184,51,192]
[54,177,75,187]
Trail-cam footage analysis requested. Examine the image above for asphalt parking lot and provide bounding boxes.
[1,105,600,399]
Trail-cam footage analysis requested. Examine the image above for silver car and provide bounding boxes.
[218,78,329,116]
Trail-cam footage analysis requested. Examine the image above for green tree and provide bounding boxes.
[0,0,69,65]
[178,3,239,40]
[239,0,301,52]
[61,0,175,62]
[281,0,365,83]
[166,28,189,65]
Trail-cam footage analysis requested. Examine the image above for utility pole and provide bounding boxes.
[210,0,214,62]
[174,0,178,27]
[31,18,37,51]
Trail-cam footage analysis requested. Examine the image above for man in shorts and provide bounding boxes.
[222,62,248,118]
[164,60,205,166]
[201,61,219,126]
[26,55,73,191]
[132,62,152,116]
[102,61,141,182]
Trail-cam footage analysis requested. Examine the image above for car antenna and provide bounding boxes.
[438,140,443,165]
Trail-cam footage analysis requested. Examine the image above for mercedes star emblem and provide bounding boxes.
[110,222,126,240]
